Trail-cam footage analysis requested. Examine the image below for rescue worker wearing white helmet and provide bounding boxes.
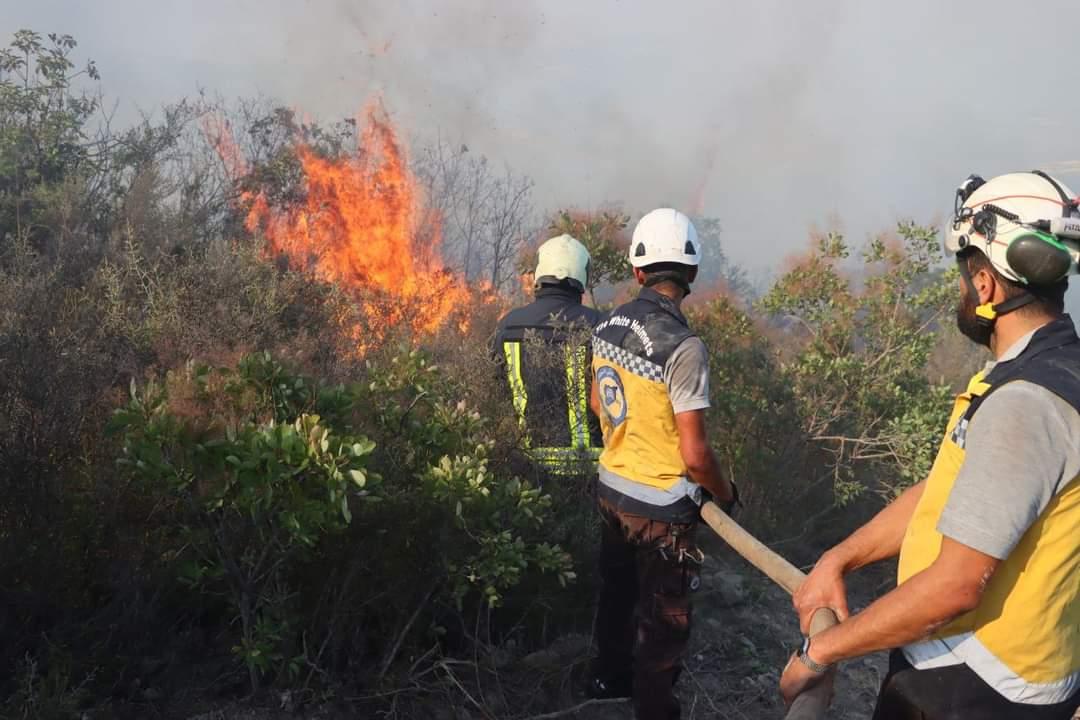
[588,208,735,720]
[494,233,602,480]
[781,172,1080,719]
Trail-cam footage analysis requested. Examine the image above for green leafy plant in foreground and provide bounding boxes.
[109,355,378,691]
[108,350,577,690]
[361,349,576,612]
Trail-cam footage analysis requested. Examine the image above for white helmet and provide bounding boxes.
[534,233,590,292]
[630,208,701,268]
[947,171,1080,286]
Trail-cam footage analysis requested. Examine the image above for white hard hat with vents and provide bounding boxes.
[534,233,590,292]
[947,171,1080,286]
[630,208,701,268]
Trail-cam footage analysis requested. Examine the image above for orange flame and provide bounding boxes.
[203,115,249,180]
[234,104,471,353]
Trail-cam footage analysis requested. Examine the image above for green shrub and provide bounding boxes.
[352,349,576,615]
[758,222,954,504]
[110,354,379,690]
[106,349,576,691]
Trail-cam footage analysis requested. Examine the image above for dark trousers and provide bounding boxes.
[594,497,700,720]
[872,649,1080,720]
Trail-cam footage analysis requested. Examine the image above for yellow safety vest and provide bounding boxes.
[898,324,1080,704]
[591,288,695,497]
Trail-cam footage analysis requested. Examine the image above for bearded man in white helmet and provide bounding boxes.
[780,172,1080,720]
[587,208,736,720]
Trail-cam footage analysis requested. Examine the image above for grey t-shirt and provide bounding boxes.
[937,332,1080,560]
[665,336,711,414]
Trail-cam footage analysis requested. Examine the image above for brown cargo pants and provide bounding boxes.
[594,496,701,720]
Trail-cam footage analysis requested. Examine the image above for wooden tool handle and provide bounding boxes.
[701,502,807,593]
[700,501,840,720]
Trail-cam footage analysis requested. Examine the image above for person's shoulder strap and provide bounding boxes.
[966,328,1080,422]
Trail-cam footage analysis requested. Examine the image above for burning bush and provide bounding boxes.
[229,104,481,354]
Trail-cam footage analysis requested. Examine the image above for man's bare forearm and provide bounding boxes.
[812,561,970,664]
[687,448,732,502]
[672,409,732,502]
[821,481,926,574]
[811,537,997,665]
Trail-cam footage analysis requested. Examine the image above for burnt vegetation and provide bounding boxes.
[0,31,972,719]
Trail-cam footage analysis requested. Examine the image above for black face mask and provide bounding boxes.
[955,285,993,348]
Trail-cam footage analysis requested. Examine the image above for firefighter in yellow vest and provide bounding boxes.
[780,172,1080,719]
[587,208,735,720]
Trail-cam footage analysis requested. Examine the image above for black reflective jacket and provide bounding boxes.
[493,286,603,472]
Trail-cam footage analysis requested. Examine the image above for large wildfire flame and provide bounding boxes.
[212,105,473,353]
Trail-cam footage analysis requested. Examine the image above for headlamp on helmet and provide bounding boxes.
[948,170,1080,287]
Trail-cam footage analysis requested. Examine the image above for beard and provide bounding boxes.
[955,290,993,348]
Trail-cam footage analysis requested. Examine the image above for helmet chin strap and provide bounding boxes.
[958,257,1036,327]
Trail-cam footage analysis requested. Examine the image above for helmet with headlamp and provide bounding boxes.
[947,170,1080,322]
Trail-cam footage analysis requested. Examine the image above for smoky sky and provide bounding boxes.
[5,0,1080,274]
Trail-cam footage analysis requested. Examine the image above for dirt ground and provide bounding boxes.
[569,531,892,720]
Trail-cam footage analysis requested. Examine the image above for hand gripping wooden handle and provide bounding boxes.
[701,502,840,720]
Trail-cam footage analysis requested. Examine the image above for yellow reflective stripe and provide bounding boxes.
[564,345,579,449]
[503,341,528,435]
[564,345,587,451]
[530,447,601,460]
[575,346,591,449]
[532,447,580,459]
[563,344,592,451]
[530,445,599,475]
